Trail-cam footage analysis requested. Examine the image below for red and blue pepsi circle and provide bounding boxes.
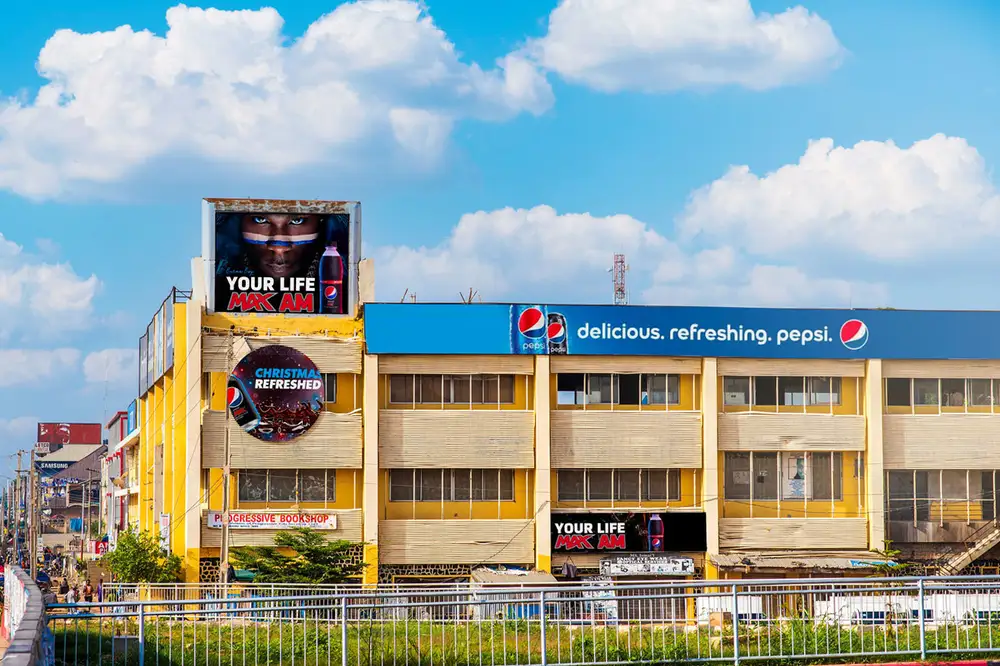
[840,319,869,351]
[324,285,338,300]
[517,307,547,339]
[547,319,566,342]
[227,386,243,408]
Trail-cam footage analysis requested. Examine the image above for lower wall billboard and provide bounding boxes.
[552,512,707,553]
[206,511,338,530]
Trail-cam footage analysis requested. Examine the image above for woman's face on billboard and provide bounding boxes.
[240,213,321,278]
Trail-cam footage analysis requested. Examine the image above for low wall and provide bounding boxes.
[2,567,52,665]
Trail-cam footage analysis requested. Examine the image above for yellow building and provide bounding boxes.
[122,210,1000,583]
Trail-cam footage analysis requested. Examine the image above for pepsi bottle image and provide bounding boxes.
[319,243,344,314]
[647,513,665,552]
[547,312,569,355]
[227,376,261,432]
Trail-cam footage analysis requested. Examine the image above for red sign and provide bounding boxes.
[37,423,102,445]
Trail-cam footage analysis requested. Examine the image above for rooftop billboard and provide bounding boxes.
[37,423,102,446]
[364,303,1000,360]
[203,199,361,317]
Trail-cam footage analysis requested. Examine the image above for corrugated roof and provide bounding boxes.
[52,449,104,481]
[712,551,893,571]
[37,444,103,463]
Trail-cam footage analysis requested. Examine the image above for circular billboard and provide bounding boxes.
[227,345,325,442]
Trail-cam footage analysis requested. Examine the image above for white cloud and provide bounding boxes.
[0,349,80,388]
[83,349,138,385]
[372,205,886,307]
[680,134,1000,259]
[0,417,37,440]
[529,0,844,93]
[0,233,100,340]
[0,1,553,198]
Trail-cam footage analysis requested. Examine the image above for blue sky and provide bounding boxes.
[0,0,999,462]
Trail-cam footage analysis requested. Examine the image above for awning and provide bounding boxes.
[711,551,895,571]
[471,567,558,585]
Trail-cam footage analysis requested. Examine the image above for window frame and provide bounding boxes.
[556,469,682,503]
[387,469,516,502]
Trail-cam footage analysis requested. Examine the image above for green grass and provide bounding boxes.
[47,617,1000,666]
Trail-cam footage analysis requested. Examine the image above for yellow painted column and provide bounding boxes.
[534,355,552,572]
[183,262,205,582]
[361,353,379,586]
[865,359,886,550]
[701,358,720,558]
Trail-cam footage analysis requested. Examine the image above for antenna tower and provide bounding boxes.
[612,253,629,305]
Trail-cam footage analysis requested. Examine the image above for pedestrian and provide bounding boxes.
[66,586,77,604]
[82,580,93,603]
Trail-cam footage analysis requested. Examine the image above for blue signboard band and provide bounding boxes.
[364,303,1000,360]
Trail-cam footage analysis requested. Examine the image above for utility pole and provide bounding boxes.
[80,480,88,563]
[29,448,37,579]
[218,330,234,586]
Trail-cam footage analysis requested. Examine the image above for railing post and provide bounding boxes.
[539,590,547,666]
[341,595,349,666]
[732,584,740,666]
[137,603,146,665]
[918,577,927,661]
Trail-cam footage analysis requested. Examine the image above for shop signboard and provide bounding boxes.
[206,511,338,530]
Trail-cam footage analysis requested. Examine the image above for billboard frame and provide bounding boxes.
[202,198,362,318]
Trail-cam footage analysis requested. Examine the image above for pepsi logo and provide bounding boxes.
[227,386,243,408]
[324,285,338,299]
[840,319,869,351]
[517,307,547,339]
[547,321,566,342]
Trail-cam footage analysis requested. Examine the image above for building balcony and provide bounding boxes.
[202,410,362,469]
[379,519,534,565]
[884,414,1000,468]
[718,413,865,451]
[719,517,868,550]
[550,411,701,468]
[200,509,362,547]
[378,410,534,468]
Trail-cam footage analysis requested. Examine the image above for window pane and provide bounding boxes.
[723,377,749,406]
[615,374,641,405]
[482,375,501,403]
[969,379,993,406]
[615,470,640,501]
[238,470,267,502]
[811,453,842,500]
[725,453,751,500]
[449,376,471,404]
[754,377,778,406]
[887,471,914,521]
[389,470,414,502]
[419,375,443,404]
[268,470,297,502]
[778,376,805,406]
[497,375,514,403]
[323,374,338,404]
[941,379,965,407]
[668,469,682,501]
[557,374,585,405]
[913,379,939,406]
[453,469,471,501]
[587,470,613,500]
[326,470,337,502]
[753,453,778,500]
[643,469,667,501]
[587,375,613,404]
[417,469,444,501]
[885,378,912,407]
[478,470,500,501]
[500,469,515,501]
[940,470,967,500]
[389,375,413,403]
[300,470,326,502]
[557,471,585,501]
[807,377,841,405]
[644,375,666,405]
[667,375,680,405]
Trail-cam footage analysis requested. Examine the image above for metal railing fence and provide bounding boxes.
[48,575,1000,666]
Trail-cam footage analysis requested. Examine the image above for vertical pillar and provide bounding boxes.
[865,359,886,550]
[183,258,204,582]
[702,358,721,560]
[534,356,552,572]
[362,354,380,586]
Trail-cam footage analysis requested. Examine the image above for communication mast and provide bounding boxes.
[612,253,629,305]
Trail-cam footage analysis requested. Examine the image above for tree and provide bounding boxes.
[869,540,913,577]
[102,529,182,583]
[231,528,365,584]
